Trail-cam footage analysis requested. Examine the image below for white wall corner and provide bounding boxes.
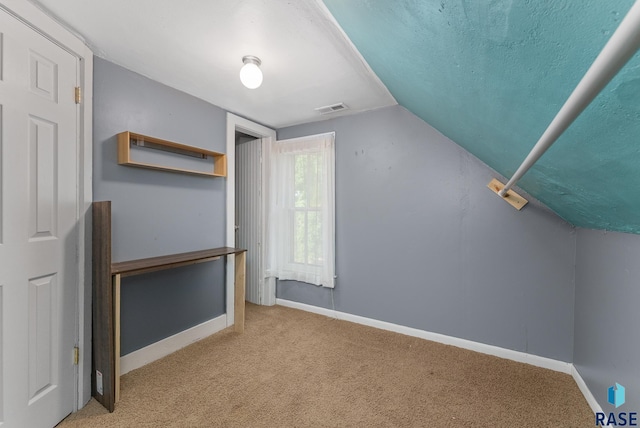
[571,365,604,416]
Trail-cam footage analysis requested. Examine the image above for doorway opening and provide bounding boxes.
[225,114,276,323]
[235,131,262,304]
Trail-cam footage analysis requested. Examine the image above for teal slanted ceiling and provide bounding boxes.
[323,0,640,233]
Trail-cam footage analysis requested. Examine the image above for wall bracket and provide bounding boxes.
[488,178,528,210]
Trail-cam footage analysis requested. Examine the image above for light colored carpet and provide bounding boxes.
[59,303,593,427]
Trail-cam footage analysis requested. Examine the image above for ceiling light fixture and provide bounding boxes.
[240,55,263,89]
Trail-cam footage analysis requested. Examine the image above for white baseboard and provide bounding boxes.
[572,365,603,415]
[276,299,572,374]
[120,314,228,375]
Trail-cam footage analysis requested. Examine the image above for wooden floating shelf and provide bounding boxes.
[117,131,227,177]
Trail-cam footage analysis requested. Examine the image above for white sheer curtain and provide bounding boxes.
[265,132,335,288]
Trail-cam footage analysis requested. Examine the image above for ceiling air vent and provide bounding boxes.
[315,102,349,115]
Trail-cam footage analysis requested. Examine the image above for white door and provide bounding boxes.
[0,8,78,428]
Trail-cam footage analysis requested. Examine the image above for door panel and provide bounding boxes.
[29,116,58,240]
[29,50,58,102]
[0,8,78,428]
[28,273,56,403]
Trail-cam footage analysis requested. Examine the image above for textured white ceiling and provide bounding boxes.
[29,0,396,128]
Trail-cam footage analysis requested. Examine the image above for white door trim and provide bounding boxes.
[226,114,275,325]
[0,0,93,410]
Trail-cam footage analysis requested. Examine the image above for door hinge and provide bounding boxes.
[73,346,79,365]
[75,87,81,104]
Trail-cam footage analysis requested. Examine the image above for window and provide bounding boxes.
[293,152,323,267]
[266,133,335,288]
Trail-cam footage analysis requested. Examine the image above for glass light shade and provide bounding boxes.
[239,62,263,89]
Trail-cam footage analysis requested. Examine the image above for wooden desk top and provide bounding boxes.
[111,247,246,277]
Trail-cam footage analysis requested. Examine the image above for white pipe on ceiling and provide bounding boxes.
[499,0,640,197]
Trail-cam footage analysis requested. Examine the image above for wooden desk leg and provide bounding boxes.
[113,274,121,402]
[234,252,246,333]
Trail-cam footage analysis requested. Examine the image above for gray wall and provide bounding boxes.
[93,57,227,354]
[91,58,638,410]
[277,105,577,362]
[574,229,640,411]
